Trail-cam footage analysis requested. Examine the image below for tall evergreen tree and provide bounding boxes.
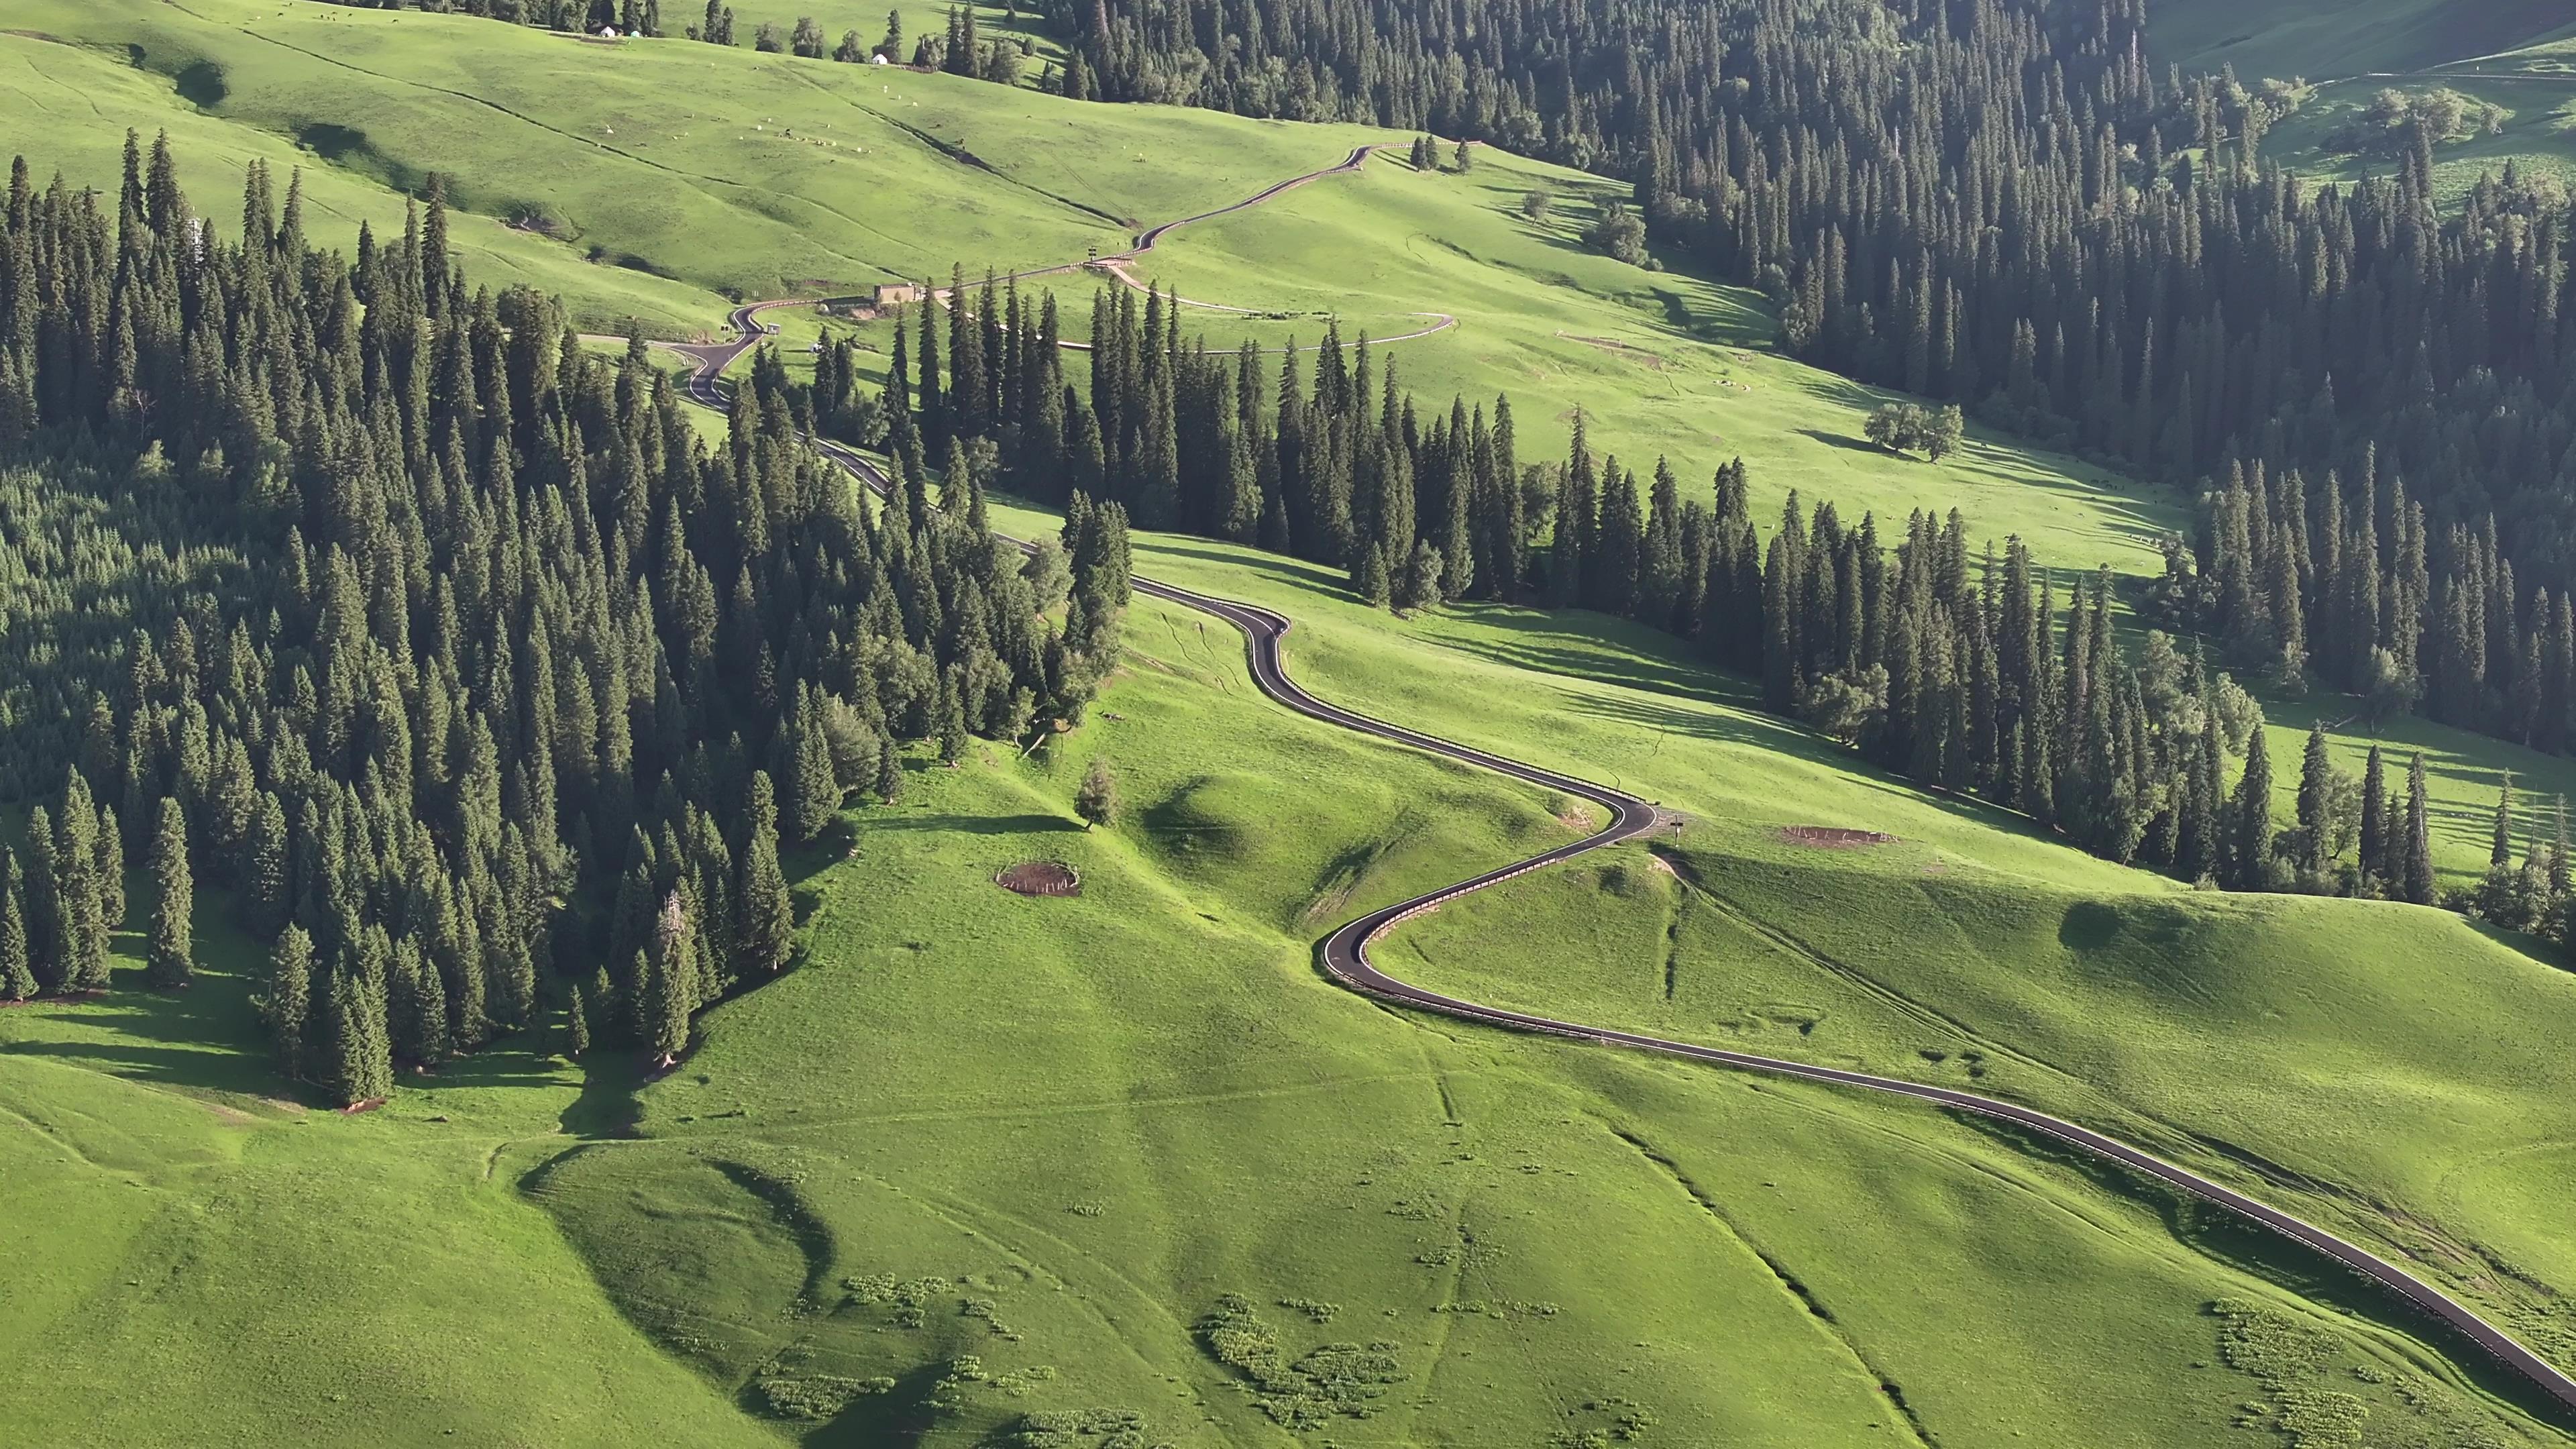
[146,797,192,987]
[737,772,794,978]
[2404,753,2436,906]
[0,855,32,1002]
[2229,724,2275,891]
[267,925,314,1082]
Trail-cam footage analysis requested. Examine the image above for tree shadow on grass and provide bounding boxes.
[847,811,1081,838]
[1797,425,1894,458]
[1,961,277,1098]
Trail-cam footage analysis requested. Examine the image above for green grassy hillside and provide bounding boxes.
[9,0,1383,307]
[34,0,2570,867]
[0,922,777,1446]
[12,561,2565,1446]
[2145,0,2576,82]
[5,9,2576,1444]
[2257,67,2576,202]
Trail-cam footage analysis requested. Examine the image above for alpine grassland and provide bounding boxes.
[2143,0,2575,80]
[8,1,2576,1446]
[8,494,2573,1444]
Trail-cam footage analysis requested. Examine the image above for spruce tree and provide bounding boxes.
[2294,724,2334,877]
[2357,745,2388,883]
[23,805,57,989]
[777,689,841,844]
[564,979,593,1059]
[2404,753,2436,906]
[327,965,394,1107]
[54,778,108,991]
[737,772,795,977]
[2229,724,2275,890]
[267,925,314,1081]
[647,892,696,1068]
[875,739,905,805]
[94,800,125,934]
[2553,797,2571,902]
[2491,770,2516,870]
[1076,757,1118,828]
[0,857,32,1002]
[146,798,193,988]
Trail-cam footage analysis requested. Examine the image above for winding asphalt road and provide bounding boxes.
[661,152,2576,1422]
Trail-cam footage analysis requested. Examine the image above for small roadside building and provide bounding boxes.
[873,283,921,307]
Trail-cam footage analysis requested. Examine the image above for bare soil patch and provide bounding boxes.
[1777,826,1896,850]
[996,860,1081,897]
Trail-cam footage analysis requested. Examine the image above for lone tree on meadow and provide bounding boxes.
[1863,402,1964,462]
[146,798,193,988]
[1076,758,1118,829]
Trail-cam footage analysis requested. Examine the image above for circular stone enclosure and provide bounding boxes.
[996,861,1082,897]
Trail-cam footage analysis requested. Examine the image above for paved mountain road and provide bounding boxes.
[661,150,2576,1421]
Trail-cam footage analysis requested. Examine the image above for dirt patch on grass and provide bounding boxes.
[996,860,1081,897]
[1777,826,1896,850]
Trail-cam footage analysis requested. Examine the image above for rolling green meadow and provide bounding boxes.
[2143,0,2574,80]
[8,1,2576,1446]
[10,560,2573,1446]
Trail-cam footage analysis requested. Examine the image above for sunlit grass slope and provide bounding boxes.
[9,557,2558,1444]
[1010,516,2576,1393]
[0,25,726,335]
[12,0,1387,307]
[0,916,774,1446]
[2259,68,2576,204]
[1073,147,2186,580]
[2145,0,2576,81]
[533,582,2563,1448]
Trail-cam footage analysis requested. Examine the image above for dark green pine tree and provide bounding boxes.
[2357,745,2389,883]
[2403,753,2436,906]
[21,806,58,990]
[54,776,108,991]
[737,771,795,977]
[875,738,905,806]
[2491,769,2516,871]
[775,688,841,845]
[564,977,594,1060]
[916,290,946,447]
[1356,541,1392,606]
[146,798,193,988]
[0,854,32,1002]
[266,925,315,1082]
[2227,724,2274,890]
[327,965,395,1108]
[93,798,124,937]
[2293,724,2334,877]
[2553,797,2572,902]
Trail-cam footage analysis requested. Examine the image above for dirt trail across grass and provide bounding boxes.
[592,141,1453,368]
[654,147,2576,1425]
